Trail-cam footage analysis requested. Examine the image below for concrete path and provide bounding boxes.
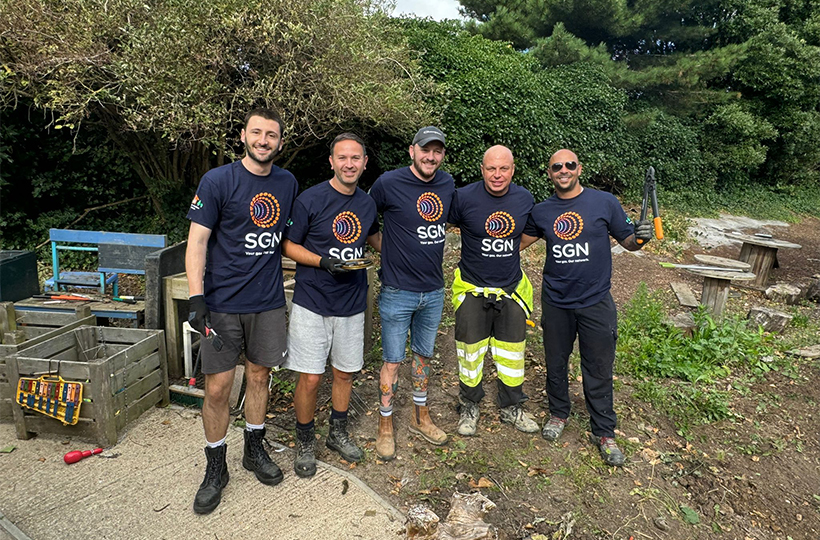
[0,407,404,540]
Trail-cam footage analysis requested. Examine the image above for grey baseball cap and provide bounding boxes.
[412,126,446,147]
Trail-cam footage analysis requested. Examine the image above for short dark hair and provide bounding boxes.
[330,132,367,156]
[243,108,284,138]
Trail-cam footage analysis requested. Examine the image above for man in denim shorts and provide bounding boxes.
[281,133,379,477]
[368,127,455,460]
[186,108,298,514]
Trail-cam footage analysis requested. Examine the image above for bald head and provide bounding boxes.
[547,148,583,198]
[481,145,515,196]
[549,149,578,165]
[483,145,514,166]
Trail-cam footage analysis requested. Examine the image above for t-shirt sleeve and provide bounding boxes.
[447,190,462,225]
[369,177,386,213]
[607,195,634,242]
[523,212,542,238]
[186,173,220,229]
[284,198,310,244]
[367,214,380,237]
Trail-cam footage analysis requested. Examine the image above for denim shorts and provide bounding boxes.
[379,285,445,362]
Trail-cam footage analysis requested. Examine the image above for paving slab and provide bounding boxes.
[0,407,404,540]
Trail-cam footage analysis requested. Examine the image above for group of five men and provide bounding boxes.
[185,108,653,514]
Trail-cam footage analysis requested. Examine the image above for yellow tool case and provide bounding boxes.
[16,375,83,425]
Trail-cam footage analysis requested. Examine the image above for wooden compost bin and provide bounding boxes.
[7,326,169,445]
[0,303,95,421]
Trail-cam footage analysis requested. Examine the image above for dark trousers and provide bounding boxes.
[541,294,618,437]
[456,293,527,408]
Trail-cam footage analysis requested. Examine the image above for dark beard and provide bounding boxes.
[245,142,279,164]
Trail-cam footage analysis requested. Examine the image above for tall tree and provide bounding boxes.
[0,0,434,218]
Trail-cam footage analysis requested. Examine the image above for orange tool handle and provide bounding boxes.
[653,216,664,241]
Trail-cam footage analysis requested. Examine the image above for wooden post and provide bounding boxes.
[0,302,16,336]
[156,332,170,406]
[89,361,118,446]
[7,355,34,440]
[738,244,778,289]
[700,276,730,317]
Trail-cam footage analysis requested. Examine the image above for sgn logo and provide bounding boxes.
[482,211,515,252]
[552,212,588,260]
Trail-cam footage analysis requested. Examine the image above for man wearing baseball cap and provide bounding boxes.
[368,126,455,459]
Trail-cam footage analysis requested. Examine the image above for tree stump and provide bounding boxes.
[747,306,793,333]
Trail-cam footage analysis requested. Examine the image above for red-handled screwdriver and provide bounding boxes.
[64,448,103,464]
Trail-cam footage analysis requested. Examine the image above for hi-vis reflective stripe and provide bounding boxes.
[490,346,524,360]
[495,363,525,380]
[459,362,485,381]
[456,344,488,364]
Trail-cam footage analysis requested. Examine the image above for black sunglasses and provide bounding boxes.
[550,161,578,173]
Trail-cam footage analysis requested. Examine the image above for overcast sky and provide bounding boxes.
[392,0,465,20]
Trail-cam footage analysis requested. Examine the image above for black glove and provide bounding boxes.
[320,257,347,275]
[634,220,653,244]
[188,294,210,335]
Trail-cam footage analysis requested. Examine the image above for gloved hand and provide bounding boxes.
[320,257,347,275]
[634,220,653,244]
[188,295,210,336]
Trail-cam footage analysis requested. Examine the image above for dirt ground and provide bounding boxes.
[263,215,820,540]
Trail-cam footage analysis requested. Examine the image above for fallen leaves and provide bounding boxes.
[468,477,493,489]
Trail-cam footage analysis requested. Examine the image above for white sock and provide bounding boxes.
[245,422,265,431]
[205,435,227,448]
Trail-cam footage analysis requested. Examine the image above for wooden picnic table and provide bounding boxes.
[686,268,755,317]
[725,232,801,288]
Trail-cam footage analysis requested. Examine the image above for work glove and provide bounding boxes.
[320,257,347,275]
[188,294,210,336]
[634,220,653,244]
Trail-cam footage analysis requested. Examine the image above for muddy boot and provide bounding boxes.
[326,417,364,463]
[243,428,284,486]
[457,397,479,436]
[409,405,448,445]
[294,426,317,478]
[193,444,229,515]
[375,415,396,461]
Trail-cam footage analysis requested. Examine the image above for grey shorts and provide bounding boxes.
[283,303,364,374]
[201,306,288,374]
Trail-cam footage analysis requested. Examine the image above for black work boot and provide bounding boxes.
[193,444,229,515]
[243,428,284,485]
[326,417,364,463]
[294,426,317,478]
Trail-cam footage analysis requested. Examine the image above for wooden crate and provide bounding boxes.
[0,303,95,421]
[7,326,170,445]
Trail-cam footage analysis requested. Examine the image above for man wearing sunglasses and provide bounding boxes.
[448,145,539,437]
[521,148,653,467]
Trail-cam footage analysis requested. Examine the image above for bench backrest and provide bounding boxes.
[49,229,167,275]
[49,229,167,248]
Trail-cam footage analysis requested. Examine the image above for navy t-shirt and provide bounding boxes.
[524,188,635,309]
[448,182,534,289]
[369,167,455,292]
[285,181,379,317]
[187,161,298,313]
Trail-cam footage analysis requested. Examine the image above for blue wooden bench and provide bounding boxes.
[44,229,168,296]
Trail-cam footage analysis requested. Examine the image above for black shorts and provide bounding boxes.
[201,306,288,374]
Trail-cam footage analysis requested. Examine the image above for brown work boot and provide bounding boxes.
[375,415,396,461]
[409,405,448,445]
